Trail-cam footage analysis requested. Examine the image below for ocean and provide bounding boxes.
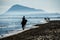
[0,13,60,37]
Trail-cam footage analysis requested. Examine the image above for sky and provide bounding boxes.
[0,0,60,14]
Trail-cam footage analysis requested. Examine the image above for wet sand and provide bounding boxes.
[0,20,60,40]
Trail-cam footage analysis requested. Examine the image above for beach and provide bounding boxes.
[0,20,60,40]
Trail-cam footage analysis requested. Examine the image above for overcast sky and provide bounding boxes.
[0,0,60,14]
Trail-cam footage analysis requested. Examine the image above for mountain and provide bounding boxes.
[1,4,44,16]
[7,4,44,12]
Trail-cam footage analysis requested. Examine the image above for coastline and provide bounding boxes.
[0,20,60,40]
[0,25,39,39]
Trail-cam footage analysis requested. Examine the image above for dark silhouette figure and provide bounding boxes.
[21,16,27,30]
[48,17,50,21]
[44,17,50,22]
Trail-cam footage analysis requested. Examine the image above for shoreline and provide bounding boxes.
[0,26,39,39]
[1,20,60,40]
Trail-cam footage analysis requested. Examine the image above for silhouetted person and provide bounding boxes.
[44,18,47,22]
[44,18,47,20]
[48,17,50,21]
[21,16,27,30]
[44,17,50,22]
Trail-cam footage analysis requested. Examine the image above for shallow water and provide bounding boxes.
[0,14,60,35]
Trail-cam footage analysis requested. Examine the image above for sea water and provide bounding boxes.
[0,14,60,37]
